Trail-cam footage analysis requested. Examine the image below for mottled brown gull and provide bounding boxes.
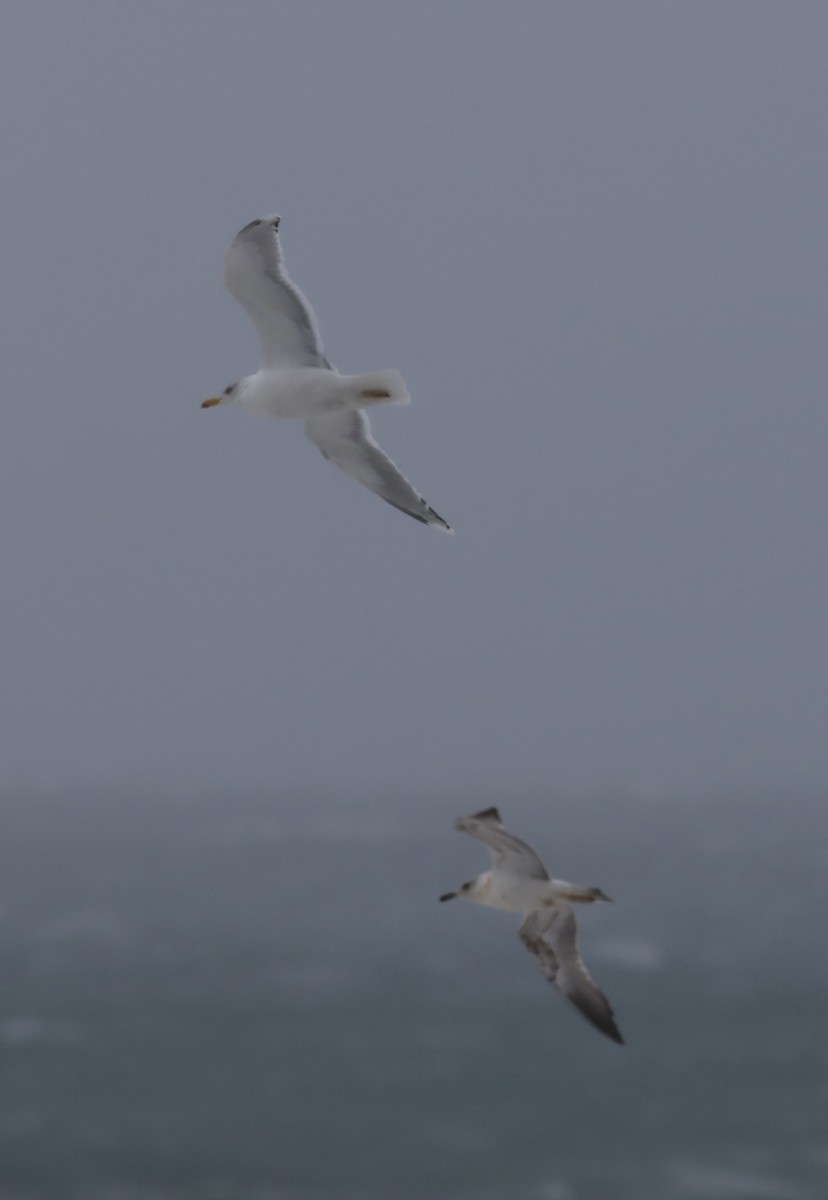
[440,806,624,1044]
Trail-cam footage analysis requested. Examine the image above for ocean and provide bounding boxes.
[0,789,824,1199]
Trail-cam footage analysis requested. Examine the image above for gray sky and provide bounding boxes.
[0,2,825,799]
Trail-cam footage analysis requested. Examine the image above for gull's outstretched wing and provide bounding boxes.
[519,907,624,1044]
[454,807,549,880]
[304,409,452,531]
[223,216,332,370]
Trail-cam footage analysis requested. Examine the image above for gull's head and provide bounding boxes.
[201,382,241,409]
[439,876,486,903]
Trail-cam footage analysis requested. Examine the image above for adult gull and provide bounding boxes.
[202,215,451,531]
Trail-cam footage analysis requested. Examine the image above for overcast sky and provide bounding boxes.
[0,2,825,800]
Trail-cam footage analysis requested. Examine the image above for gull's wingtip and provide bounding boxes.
[564,978,625,1045]
[470,806,502,822]
[454,806,501,832]
[235,213,280,238]
[380,495,451,532]
[596,1014,625,1045]
[424,506,452,533]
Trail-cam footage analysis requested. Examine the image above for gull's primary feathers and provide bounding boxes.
[452,805,551,881]
[202,215,451,531]
[440,807,623,1045]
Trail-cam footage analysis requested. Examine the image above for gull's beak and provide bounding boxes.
[201,397,221,409]
[439,891,457,902]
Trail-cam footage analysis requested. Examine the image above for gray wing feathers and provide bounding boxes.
[223,221,330,370]
[520,908,624,1044]
[304,409,451,530]
[454,807,549,880]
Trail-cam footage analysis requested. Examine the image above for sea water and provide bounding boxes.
[0,789,824,1199]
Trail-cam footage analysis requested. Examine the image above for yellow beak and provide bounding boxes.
[201,397,221,409]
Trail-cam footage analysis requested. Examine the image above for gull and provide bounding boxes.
[440,807,624,1044]
[202,215,451,531]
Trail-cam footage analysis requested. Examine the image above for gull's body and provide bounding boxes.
[202,215,451,531]
[440,807,624,1044]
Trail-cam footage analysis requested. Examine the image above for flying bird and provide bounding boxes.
[202,215,451,531]
[440,807,623,1044]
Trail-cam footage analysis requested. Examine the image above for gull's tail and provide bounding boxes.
[347,369,411,409]
[556,884,613,903]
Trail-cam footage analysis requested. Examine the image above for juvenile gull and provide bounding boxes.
[440,807,624,1044]
[202,215,451,531]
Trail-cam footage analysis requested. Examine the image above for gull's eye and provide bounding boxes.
[224,385,233,395]
[272,218,280,230]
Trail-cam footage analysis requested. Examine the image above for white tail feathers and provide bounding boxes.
[350,369,410,408]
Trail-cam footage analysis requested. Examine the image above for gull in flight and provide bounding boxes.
[440,807,624,1044]
[202,215,451,531]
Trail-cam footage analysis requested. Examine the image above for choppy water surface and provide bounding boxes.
[0,790,824,1199]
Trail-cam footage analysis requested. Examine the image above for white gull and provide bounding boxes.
[202,215,451,531]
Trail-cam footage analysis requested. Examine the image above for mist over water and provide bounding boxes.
[0,4,825,1198]
[1,789,823,1199]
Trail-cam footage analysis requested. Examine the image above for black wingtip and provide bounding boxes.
[568,987,625,1044]
[426,506,453,533]
[581,1007,624,1045]
[381,497,451,530]
[606,1022,625,1045]
[469,806,501,822]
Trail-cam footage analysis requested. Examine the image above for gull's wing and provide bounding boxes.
[454,807,549,880]
[304,409,451,531]
[519,907,624,1044]
[223,216,332,370]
